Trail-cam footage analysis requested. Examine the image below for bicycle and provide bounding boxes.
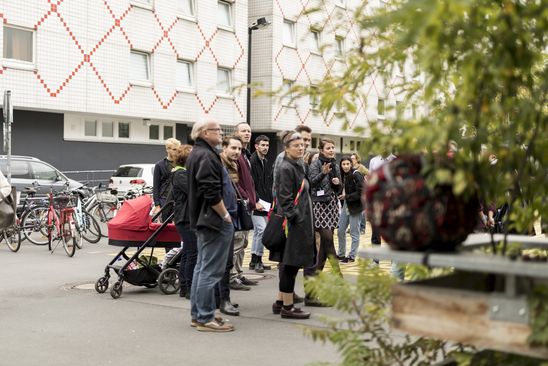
[1,222,21,252]
[86,187,119,238]
[1,187,20,252]
[47,189,80,257]
[72,188,102,246]
[15,186,50,245]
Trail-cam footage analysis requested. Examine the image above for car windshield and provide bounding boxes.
[113,166,143,177]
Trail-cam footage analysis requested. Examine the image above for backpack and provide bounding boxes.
[364,155,478,252]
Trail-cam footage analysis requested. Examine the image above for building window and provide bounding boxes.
[176,60,194,89]
[217,67,232,94]
[377,98,385,116]
[149,125,160,140]
[102,121,114,138]
[84,120,97,137]
[282,79,294,106]
[283,20,296,47]
[131,0,153,8]
[130,50,150,83]
[118,122,130,138]
[335,36,345,57]
[164,126,174,139]
[217,1,233,28]
[310,30,321,53]
[178,0,194,17]
[3,25,34,63]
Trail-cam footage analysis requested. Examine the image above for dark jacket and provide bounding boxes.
[250,151,272,216]
[341,169,364,215]
[153,157,174,207]
[309,156,342,202]
[236,148,257,211]
[269,157,314,269]
[187,138,224,231]
[169,166,189,225]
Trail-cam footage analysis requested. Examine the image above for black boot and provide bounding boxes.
[249,253,258,270]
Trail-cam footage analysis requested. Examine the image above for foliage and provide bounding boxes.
[528,285,548,348]
[303,260,465,366]
[451,350,548,366]
[298,0,547,233]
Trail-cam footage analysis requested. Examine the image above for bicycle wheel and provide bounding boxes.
[21,206,49,245]
[89,202,117,238]
[73,213,84,249]
[2,225,21,252]
[81,210,101,244]
[62,221,76,257]
[48,213,61,252]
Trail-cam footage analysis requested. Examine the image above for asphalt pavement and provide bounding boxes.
[0,238,341,366]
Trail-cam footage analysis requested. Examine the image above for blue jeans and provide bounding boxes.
[191,221,234,324]
[337,205,361,259]
[251,214,267,257]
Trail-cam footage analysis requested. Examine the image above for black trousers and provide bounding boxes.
[175,222,198,293]
[279,264,300,293]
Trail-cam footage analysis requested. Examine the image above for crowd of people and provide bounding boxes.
[153,120,388,333]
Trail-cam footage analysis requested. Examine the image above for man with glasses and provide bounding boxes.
[152,137,181,221]
[187,120,235,332]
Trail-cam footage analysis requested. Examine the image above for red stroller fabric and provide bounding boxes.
[108,195,180,247]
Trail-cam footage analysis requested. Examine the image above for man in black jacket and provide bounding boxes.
[186,119,235,332]
[248,135,273,273]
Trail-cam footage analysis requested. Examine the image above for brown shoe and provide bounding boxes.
[191,317,228,328]
[272,302,282,314]
[280,306,311,319]
[196,320,234,332]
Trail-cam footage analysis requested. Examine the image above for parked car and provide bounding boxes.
[0,155,82,199]
[108,164,154,195]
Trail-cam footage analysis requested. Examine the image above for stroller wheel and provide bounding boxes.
[158,268,180,295]
[110,281,123,299]
[95,276,109,293]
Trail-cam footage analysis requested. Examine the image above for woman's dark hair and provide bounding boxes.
[339,156,354,185]
[318,138,335,151]
[174,144,193,167]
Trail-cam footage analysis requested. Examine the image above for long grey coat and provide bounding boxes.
[269,156,314,269]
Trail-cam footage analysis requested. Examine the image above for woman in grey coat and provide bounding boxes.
[308,138,342,277]
[270,131,314,319]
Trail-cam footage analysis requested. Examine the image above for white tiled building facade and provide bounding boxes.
[0,0,410,174]
[249,0,411,155]
[1,0,247,146]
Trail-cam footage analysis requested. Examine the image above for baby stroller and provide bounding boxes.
[94,195,182,299]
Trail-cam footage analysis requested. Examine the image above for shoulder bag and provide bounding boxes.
[0,187,17,230]
[262,179,305,252]
[231,181,254,232]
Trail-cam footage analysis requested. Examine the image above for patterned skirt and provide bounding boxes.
[313,195,340,230]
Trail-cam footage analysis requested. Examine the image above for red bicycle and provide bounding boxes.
[47,189,81,257]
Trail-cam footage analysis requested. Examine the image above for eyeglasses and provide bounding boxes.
[207,128,223,133]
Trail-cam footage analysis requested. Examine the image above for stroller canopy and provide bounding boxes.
[108,195,153,232]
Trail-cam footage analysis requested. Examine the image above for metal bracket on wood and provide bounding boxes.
[489,295,529,324]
